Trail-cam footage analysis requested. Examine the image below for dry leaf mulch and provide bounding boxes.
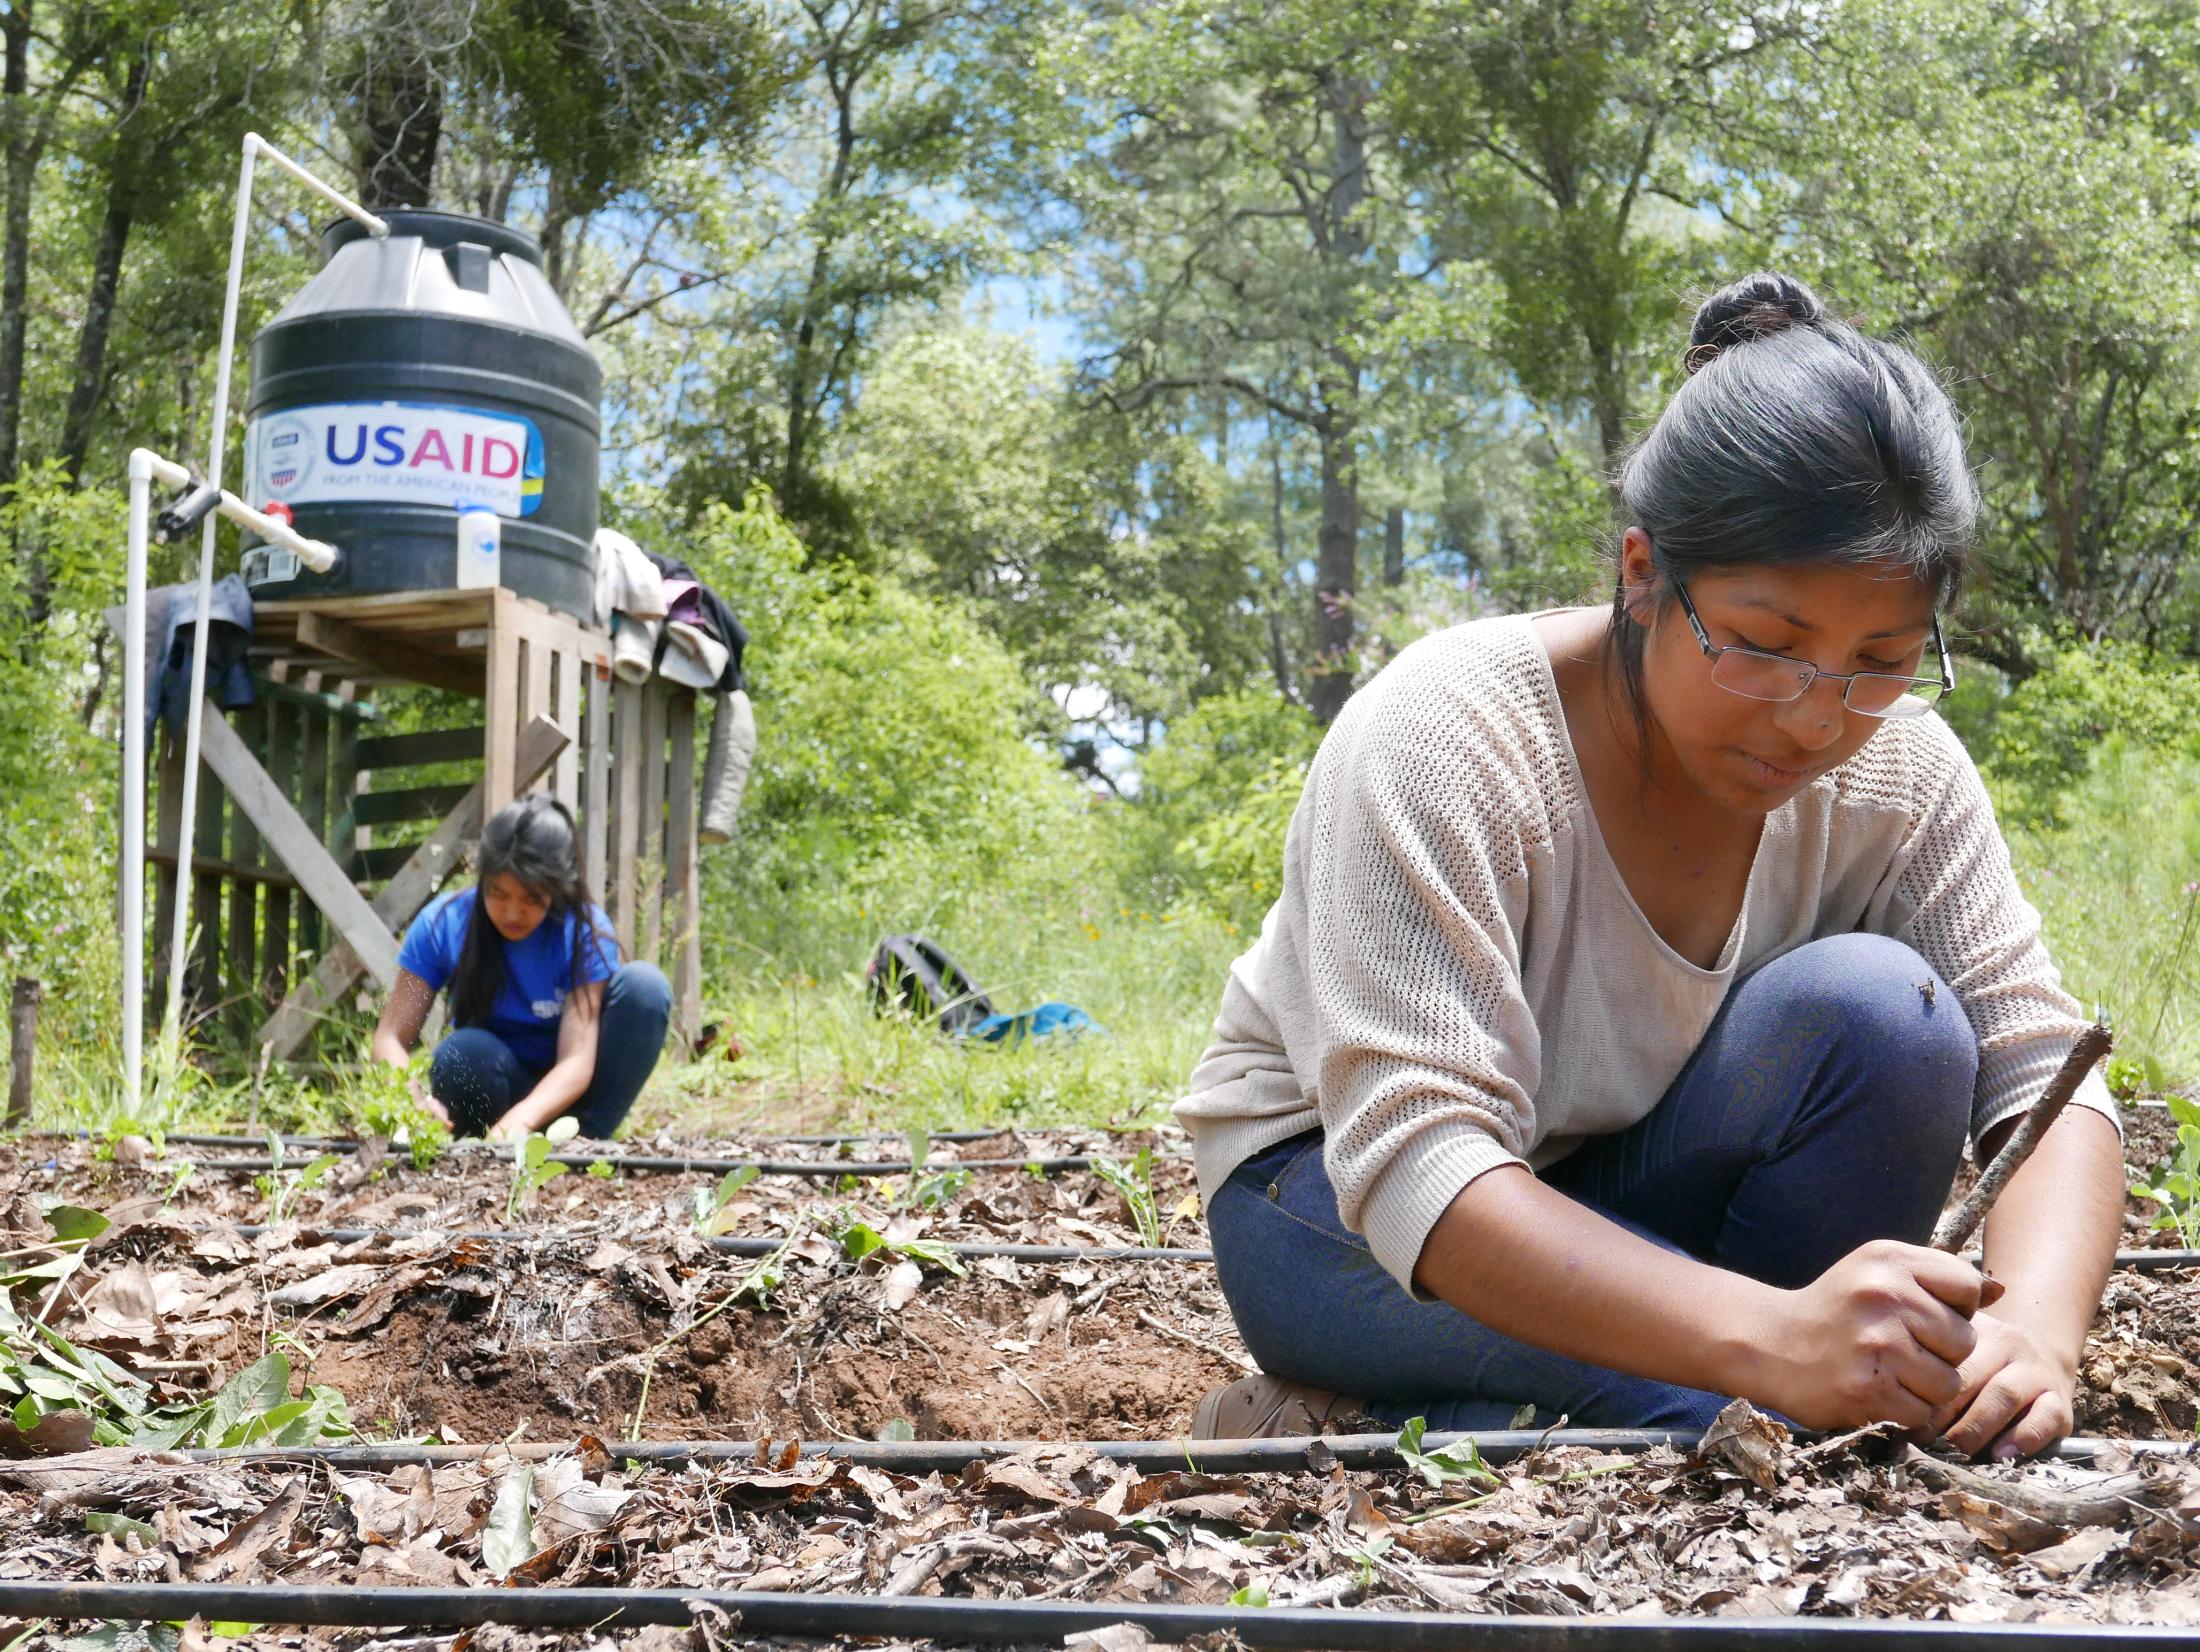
[7,1127,1204,1252]
[4,1408,2199,1640]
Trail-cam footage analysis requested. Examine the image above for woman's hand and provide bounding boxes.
[1928,1311,2077,1460]
[487,1111,533,1145]
[1757,1239,1985,1431]
[410,1080,451,1128]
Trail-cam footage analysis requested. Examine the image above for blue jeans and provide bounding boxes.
[430,962,673,1139]
[1206,933,1976,1429]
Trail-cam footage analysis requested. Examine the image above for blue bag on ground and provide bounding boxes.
[865,935,1101,1045]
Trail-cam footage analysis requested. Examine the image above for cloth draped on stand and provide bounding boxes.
[142,573,256,739]
[591,529,757,845]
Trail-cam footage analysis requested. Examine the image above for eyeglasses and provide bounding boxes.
[1672,582,1954,719]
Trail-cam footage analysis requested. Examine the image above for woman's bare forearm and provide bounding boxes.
[1977,1106,2122,1371]
[1412,1166,1774,1398]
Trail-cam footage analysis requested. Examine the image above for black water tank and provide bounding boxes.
[240,209,601,621]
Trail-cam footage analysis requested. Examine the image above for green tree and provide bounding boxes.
[830,323,1265,745]
[1056,0,1489,722]
[1768,0,2200,667]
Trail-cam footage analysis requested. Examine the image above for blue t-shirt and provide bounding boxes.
[397,887,620,1069]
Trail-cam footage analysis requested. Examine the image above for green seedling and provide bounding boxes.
[505,1115,580,1222]
[835,1213,969,1277]
[353,1056,450,1170]
[908,1165,971,1210]
[586,1158,616,1180]
[2106,1053,2150,1103]
[2132,1093,2200,1246]
[693,1164,760,1235]
[1393,1415,1500,1492]
[1347,1534,1394,1591]
[254,1133,340,1225]
[1228,1583,1270,1608]
[1093,1146,1162,1247]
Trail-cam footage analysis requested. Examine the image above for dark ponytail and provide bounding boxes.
[450,795,609,1032]
[1608,272,1981,749]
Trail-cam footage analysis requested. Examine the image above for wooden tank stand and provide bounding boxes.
[125,587,704,1066]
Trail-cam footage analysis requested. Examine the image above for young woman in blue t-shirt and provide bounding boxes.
[370,795,672,1140]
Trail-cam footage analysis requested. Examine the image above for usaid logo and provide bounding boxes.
[246,401,547,517]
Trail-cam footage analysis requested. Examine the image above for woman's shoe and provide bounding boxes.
[1189,1373,1369,1439]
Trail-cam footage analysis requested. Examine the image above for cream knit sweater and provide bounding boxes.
[1175,613,2117,1296]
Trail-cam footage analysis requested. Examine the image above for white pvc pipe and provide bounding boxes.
[246,133,389,238]
[122,454,151,1115]
[136,451,340,572]
[123,447,343,1113]
[159,132,383,1053]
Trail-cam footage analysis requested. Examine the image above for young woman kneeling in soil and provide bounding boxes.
[1180,273,2124,1461]
[371,795,671,1141]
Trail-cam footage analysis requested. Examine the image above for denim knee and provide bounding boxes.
[430,1027,516,1134]
[1753,933,1976,1135]
[606,960,672,1017]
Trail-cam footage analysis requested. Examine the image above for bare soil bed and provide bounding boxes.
[4,1122,2197,1444]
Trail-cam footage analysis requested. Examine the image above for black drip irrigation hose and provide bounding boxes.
[211,1224,2200,1272]
[186,1151,1097,1177]
[228,1222,1218,1264]
[5,1583,2195,1646]
[31,1126,1028,1153]
[167,1428,2184,1476]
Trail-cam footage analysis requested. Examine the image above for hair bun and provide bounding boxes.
[1685,273,1825,374]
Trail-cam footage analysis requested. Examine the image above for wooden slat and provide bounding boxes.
[296,689,329,954]
[257,715,571,1060]
[610,681,642,956]
[226,703,262,1026]
[297,610,483,698]
[196,701,400,990]
[356,727,488,770]
[149,847,298,889]
[253,588,494,624]
[582,663,609,897]
[190,754,223,1015]
[553,645,581,811]
[353,783,474,827]
[261,696,294,1000]
[523,635,553,798]
[149,728,185,1016]
[248,676,385,721]
[666,691,701,1050]
[640,684,667,965]
[330,679,362,868]
[353,844,431,881]
[483,595,523,816]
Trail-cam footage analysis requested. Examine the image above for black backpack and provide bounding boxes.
[865,934,996,1036]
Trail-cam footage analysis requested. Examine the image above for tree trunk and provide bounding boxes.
[6,975,38,1126]
[0,1,35,493]
[1266,437,1297,703]
[57,188,135,486]
[1308,406,1360,724]
[1382,504,1405,587]
[783,65,859,513]
[1307,73,1370,726]
[354,43,442,210]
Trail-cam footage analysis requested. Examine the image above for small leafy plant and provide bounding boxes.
[834,1212,969,1277]
[1393,1415,1500,1491]
[1093,1146,1162,1247]
[897,1129,969,1209]
[693,1164,760,1235]
[505,1115,580,1221]
[2132,1094,2200,1246]
[255,1132,340,1224]
[352,1056,451,1170]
